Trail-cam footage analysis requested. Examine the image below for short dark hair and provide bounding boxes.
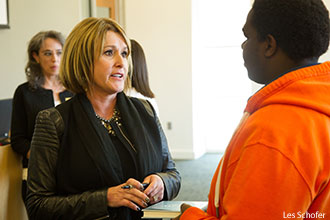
[252,0,330,61]
[25,30,65,89]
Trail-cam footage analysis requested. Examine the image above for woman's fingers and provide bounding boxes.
[122,186,149,208]
[143,174,164,204]
[107,183,149,211]
[106,176,166,211]
[125,178,145,191]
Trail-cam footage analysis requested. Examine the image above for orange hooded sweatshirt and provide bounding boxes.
[181,62,330,220]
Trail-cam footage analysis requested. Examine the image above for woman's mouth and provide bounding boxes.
[111,73,124,78]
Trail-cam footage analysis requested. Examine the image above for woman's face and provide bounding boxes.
[33,38,63,77]
[91,30,128,96]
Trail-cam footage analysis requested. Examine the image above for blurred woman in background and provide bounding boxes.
[11,30,73,202]
[126,39,159,115]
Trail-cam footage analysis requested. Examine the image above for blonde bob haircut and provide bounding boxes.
[60,17,131,94]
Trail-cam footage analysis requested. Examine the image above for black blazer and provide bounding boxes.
[26,93,181,220]
[11,82,73,167]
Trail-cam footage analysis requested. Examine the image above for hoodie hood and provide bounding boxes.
[245,61,330,117]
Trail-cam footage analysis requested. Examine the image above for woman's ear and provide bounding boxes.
[32,52,40,63]
[264,34,277,58]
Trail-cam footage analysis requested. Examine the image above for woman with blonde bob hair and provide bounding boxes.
[26,17,180,220]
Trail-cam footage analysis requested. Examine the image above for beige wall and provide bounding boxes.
[125,0,194,158]
[1,0,330,159]
[0,0,82,99]
[0,0,193,159]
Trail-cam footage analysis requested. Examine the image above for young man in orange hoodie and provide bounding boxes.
[175,0,330,219]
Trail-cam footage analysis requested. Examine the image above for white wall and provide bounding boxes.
[192,0,252,154]
[320,0,330,62]
[193,0,330,155]
[0,0,82,99]
[125,0,194,159]
[321,0,330,60]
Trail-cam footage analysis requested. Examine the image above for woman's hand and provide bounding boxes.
[172,203,192,220]
[107,178,150,211]
[142,174,164,204]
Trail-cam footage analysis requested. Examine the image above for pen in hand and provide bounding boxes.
[142,183,149,190]
[121,184,133,189]
[121,183,149,190]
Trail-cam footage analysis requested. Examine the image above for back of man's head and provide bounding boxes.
[251,0,330,61]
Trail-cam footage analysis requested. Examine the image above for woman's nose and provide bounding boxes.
[114,53,124,67]
[51,53,59,62]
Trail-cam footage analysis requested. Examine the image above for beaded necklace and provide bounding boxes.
[95,108,121,136]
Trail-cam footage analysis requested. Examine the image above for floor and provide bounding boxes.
[173,153,223,201]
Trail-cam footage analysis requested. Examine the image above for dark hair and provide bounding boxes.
[129,39,155,98]
[251,0,330,61]
[25,30,65,89]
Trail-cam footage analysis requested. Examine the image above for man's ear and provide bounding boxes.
[264,34,277,58]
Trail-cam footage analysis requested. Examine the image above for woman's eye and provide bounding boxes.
[121,51,128,58]
[44,51,52,56]
[104,50,114,56]
[56,51,62,56]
